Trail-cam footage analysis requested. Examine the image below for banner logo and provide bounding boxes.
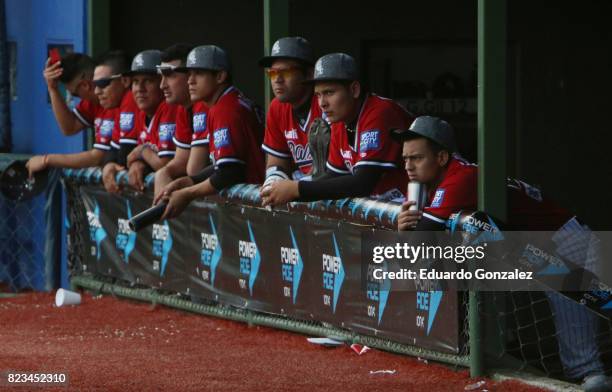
[116,200,136,263]
[86,201,106,260]
[321,233,344,313]
[280,226,303,304]
[199,215,222,285]
[238,221,260,296]
[152,222,173,276]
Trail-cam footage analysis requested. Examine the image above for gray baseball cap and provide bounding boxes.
[304,53,358,83]
[124,50,162,75]
[177,45,231,72]
[391,116,456,152]
[258,36,314,67]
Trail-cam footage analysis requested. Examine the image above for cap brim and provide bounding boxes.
[390,128,418,143]
[301,76,354,84]
[258,56,314,68]
[122,70,158,76]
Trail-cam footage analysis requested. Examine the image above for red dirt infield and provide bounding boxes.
[0,292,547,391]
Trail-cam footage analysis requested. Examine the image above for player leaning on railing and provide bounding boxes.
[261,52,414,206]
[257,36,322,191]
[26,52,133,177]
[393,115,611,392]
[152,45,265,219]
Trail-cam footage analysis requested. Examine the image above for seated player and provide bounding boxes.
[393,115,611,392]
[120,50,178,192]
[26,53,133,176]
[153,43,211,201]
[257,36,321,189]
[261,53,414,206]
[153,45,264,219]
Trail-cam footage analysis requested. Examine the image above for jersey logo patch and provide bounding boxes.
[120,112,135,131]
[287,141,312,166]
[100,119,114,138]
[159,123,176,142]
[193,113,207,133]
[214,127,231,148]
[359,130,381,153]
[431,189,446,208]
[284,129,298,140]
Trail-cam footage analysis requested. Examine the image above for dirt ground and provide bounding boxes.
[0,292,548,392]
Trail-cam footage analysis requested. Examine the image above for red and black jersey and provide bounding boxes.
[326,94,414,199]
[173,102,209,149]
[73,98,104,129]
[422,157,572,229]
[262,95,322,175]
[208,86,265,184]
[93,108,117,151]
[111,90,140,150]
[137,101,179,158]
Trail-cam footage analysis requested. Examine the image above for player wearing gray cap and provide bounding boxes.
[26,52,133,178]
[153,45,265,219]
[261,52,413,206]
[258,37,323,191]
[123,50,179,192]
[394,116,610,392]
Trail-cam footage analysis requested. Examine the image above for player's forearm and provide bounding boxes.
[185,178,217,200]
[47,149,105,169]
[186,146,210,177]
[48,89,83,136]
[266,154,293,173]
[142,148,171,171]
[165,150,189,179]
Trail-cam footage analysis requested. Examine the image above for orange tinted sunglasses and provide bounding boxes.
[266,67,302,80]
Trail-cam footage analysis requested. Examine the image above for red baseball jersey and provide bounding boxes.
[73,98,104,129]
[423,157,572,229]
[111,90,140,150]
[326,94,413,200]
[93,108,117,151]
[208,86,265,184]
[174,102,209,149]
[137,101,179,158]
[262,95,322,175]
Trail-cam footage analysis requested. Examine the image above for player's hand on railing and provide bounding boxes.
[160,188,192,220]
[25,155,48,179]
[397,201,422,231]
[102,162,125,194]
[261,179,299,207]
[126,145,145,168]
[128,161,147,192]
[43,58,63,91]
[153,176,194,206]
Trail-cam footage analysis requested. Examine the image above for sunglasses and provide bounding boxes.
[266,67,302,80]
[156,64,187,77]
[93,74,122,88]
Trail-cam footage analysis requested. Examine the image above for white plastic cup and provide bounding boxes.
[55,288,82,307]
[407,182,424,211]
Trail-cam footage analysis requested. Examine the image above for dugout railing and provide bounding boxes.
[58,167,612,382]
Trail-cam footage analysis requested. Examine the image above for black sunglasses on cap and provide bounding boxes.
[156,64,187,76]
[93,74,122,88]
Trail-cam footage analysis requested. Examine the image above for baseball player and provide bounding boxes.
[258,36,321,187]
[43,52,99,136]
[153,44,211,201]
[261,53,413,206]
[121,50,178,192]
[393,116,610,392]
[153,45,264,219]
[26,53,133,176]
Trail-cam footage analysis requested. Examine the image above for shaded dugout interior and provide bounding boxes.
[107,0,612,229]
